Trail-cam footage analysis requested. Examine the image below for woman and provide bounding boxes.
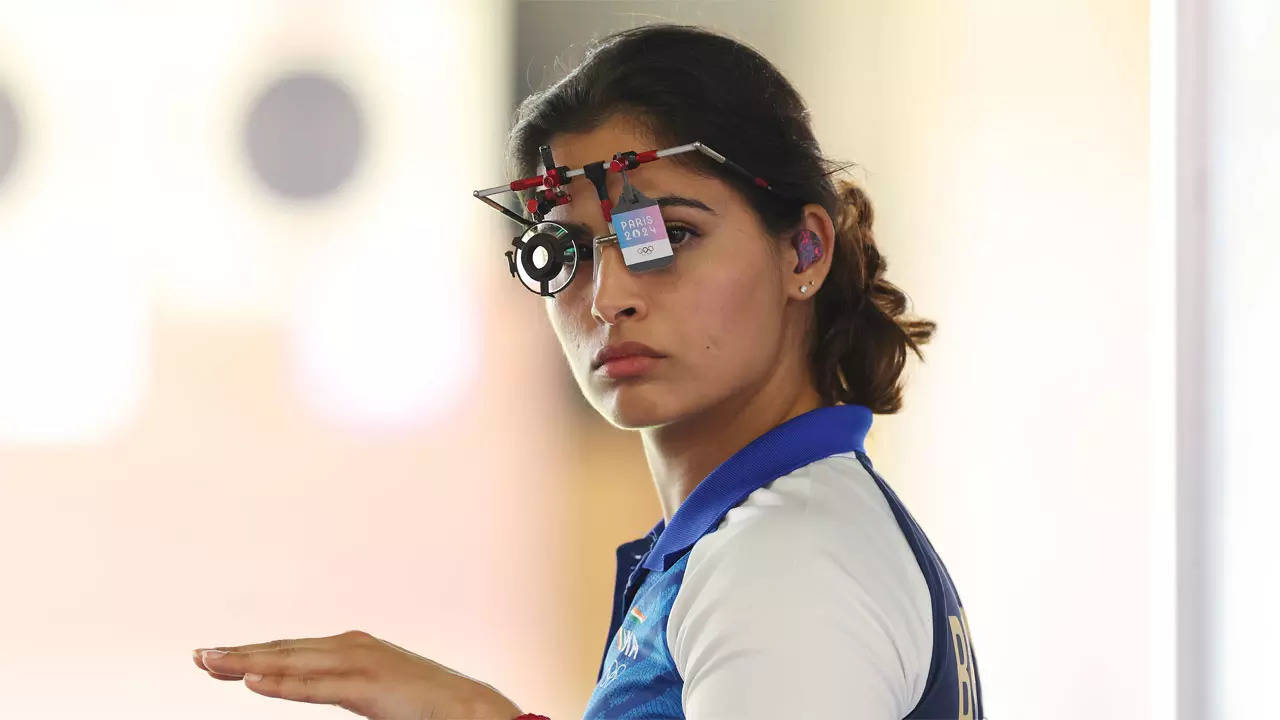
[193,23,983,720]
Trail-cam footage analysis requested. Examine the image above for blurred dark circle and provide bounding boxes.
[244,71,365,199]
[0,88,20,188]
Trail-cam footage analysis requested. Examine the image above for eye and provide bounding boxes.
[666,223,699,247]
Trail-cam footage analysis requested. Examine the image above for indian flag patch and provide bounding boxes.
[629,605,647,623]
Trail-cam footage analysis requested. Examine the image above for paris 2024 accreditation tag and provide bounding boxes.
[610,171,673,272]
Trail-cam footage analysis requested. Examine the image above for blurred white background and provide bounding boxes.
[0,1,1275,719]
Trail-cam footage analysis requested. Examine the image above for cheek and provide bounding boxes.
[676,263,780,369]
[544,292,593,363]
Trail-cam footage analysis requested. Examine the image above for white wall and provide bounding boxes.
[1197,1,1280,718]
[776,2,1164,717]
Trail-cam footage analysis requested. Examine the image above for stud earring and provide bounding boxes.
[800,283,810,294]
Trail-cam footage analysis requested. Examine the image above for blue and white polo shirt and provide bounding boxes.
[582,403,984,720]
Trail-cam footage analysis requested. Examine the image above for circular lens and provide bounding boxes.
[512,222,578,296]
[531,245,550,269]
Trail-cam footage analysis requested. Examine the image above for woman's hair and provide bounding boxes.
[508,24,935,414]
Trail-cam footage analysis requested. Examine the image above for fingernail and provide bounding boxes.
[201,650,227,661]
[244,673,263,682]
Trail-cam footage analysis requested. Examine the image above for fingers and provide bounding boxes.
[193,631,357,673]
[200,646,356,680]
[242,672,373,707]
[194,649,240,674]
[191,651,248,680]
[204,633,343,654]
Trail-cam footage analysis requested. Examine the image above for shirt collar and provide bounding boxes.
[637,403,873,572]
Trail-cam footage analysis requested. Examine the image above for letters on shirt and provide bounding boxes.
[949,609,978,720]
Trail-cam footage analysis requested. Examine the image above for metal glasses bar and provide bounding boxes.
[471,141,765,201]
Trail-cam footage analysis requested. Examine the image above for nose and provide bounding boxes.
[589,241,647,325]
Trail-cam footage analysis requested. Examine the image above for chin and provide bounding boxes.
[587,382,687,430]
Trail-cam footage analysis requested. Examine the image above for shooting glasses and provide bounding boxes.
[472,141,781,297]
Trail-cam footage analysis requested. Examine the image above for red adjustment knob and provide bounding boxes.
[611,150,639,171]
[509,176,543,191]
[527,190,572,217]
[542,165,571,188]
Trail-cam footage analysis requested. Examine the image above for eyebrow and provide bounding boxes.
[554,195,716,240]
[654,195,716,214]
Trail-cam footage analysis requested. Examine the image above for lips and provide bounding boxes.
[591,341,665,370]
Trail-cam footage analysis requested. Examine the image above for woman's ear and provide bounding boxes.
[783,203,836,301]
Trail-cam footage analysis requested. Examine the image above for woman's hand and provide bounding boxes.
[192,629,523,720]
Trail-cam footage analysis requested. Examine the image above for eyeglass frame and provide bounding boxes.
[472,140,783,296]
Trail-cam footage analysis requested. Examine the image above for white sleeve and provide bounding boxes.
[666,467,932,720]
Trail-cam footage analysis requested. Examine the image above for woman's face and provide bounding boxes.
[540,115,798,429]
